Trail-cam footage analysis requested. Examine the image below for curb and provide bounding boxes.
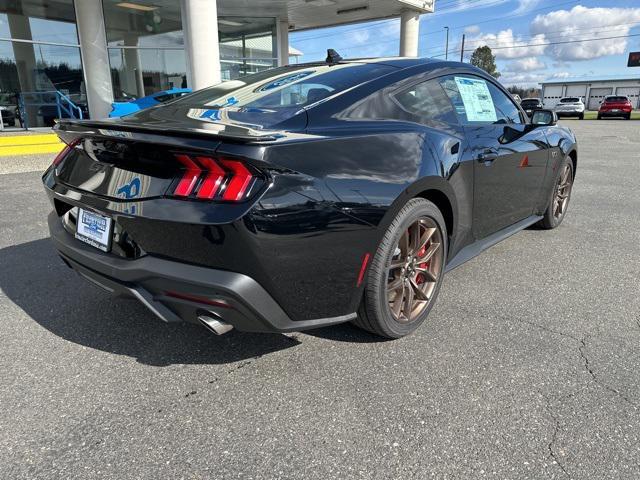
[0,134,63,156]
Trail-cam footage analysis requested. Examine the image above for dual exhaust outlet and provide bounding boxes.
[198,314,234,335]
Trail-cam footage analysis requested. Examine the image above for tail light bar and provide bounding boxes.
[171,153,258,202]
[52,139,80,167]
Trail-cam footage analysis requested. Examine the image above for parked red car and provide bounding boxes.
[597,95,633,120]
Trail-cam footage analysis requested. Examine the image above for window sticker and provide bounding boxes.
[454,77,497,122]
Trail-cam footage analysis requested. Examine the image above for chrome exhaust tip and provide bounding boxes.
[198,314,234,335]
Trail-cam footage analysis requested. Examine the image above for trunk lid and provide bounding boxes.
[55,136,216,201]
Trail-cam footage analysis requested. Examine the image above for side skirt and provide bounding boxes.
[445,215,543,273]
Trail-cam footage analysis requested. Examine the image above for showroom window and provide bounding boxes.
[0,0,83,128]
[218,17,277,80]
[103,0,186,101]
[104,1,278,100]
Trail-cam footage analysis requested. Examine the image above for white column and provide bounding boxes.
[181,0,221,90]
[8,14,37,126]
[276,20,289,66]
[123,34,145,98]
[74,0,114,119]
[399,9,420,57]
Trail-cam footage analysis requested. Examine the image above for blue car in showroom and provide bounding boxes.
[109,88,191,117]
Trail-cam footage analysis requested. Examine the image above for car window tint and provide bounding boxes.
[177,63,395,110]
[393,78,459,125]
[440,75,522,125]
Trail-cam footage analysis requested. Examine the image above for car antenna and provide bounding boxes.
[326,49,343,64]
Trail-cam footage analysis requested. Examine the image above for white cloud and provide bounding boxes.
[505,57,546,71]
[499,72,546,87]
[464,25,481,35]
[531,5,640,61]
[436,0,509,14]
[551,72,571,79]
[347,30,370,45]
[468,29,547,59]
[514,0,542,15]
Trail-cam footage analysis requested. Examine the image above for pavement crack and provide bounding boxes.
[578,335,638,410]
[494,313,638,410]
[543,394,571,479]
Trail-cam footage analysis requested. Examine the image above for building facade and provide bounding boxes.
[0,0,434,129]
[541,77,640,111]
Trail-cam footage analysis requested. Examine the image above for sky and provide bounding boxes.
[289,0,640,88]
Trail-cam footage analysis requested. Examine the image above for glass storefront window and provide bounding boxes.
[219,17,277,80]
[0,39,84,127]
[0,0,78,44]
[108,47,186,101]
[104,0,185,101]
[0,0,82,128]
[103,0,183,48]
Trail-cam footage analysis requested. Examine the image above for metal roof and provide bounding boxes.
[541,77,640,85]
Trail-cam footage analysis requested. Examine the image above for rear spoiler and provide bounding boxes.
[53,119,284,145]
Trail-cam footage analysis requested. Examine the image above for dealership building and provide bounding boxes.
[540,77,640,111]
[0,0,434,128]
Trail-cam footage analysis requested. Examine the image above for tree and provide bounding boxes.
[507,85,541,99]
[470,46,500,79]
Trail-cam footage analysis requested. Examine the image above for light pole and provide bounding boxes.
[444,26,449,60]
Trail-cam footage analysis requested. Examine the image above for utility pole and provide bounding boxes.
[445,26,449,60]
[460,34,466,62]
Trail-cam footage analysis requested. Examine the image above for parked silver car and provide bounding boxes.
[554,97,585,120]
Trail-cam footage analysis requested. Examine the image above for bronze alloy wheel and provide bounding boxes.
[553,163,573,220]
[386,217,444,324]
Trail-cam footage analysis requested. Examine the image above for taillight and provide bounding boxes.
[170,153,258,202]
[52,139,79,167]
[218,159,253,201]
[174,154,202,197]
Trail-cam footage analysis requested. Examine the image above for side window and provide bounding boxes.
[486,82,523,124]
[393,77,459,125]
[440,75,522,125]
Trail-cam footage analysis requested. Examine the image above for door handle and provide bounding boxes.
[477,149,499,165]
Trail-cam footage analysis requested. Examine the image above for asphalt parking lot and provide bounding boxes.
[1,120,639,479]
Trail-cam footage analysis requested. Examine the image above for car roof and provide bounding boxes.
[522,98,541,101]
[283,56,470,71]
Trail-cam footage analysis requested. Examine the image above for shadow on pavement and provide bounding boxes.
[305,322,387,343]
[0,238,301,366]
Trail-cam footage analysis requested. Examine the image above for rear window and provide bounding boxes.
[521,99,541,106]
[560,97,580,103]
[174,63,394,111]
[605,96,628,102]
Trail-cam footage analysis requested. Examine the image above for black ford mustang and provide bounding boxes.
[43,56,577,339]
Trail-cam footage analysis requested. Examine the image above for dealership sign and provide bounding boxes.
[629,52,640,67]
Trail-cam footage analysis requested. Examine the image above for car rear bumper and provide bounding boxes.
[599,110,632,116]
[48,212,355,333]
[555,111,583,117]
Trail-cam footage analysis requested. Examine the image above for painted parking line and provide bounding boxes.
[0,134,63,156]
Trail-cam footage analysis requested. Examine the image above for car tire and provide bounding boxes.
[354,198,447,339]
[597,114,602,120]
[579,113,584,120]
[626,114,631,120]
[538,158,574,230]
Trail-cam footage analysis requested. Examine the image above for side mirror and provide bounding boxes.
[531,109,558,126]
